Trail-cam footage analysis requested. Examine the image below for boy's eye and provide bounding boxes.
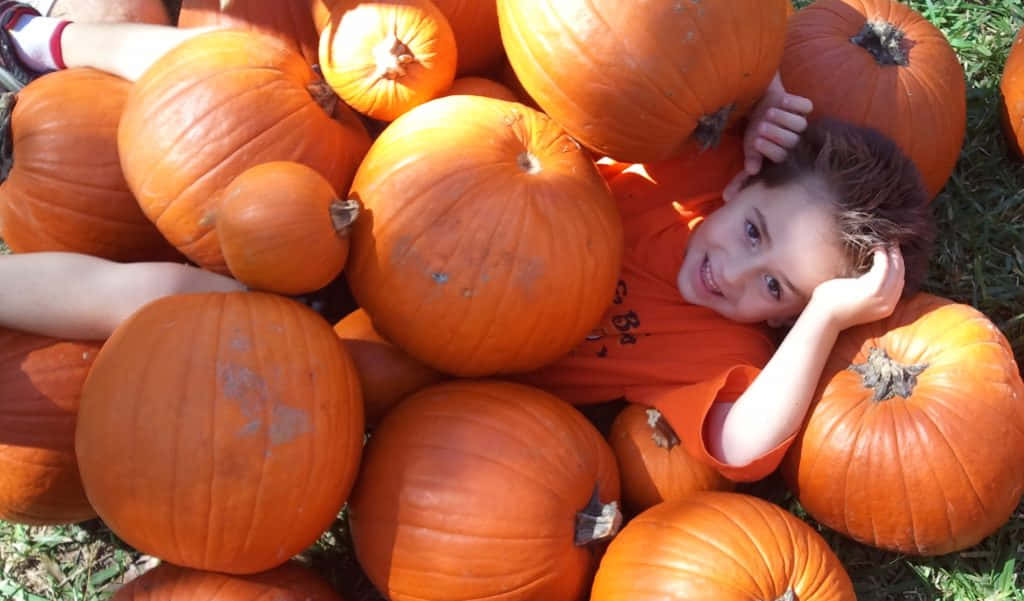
[745,220,761,243]
[765,275,782,300]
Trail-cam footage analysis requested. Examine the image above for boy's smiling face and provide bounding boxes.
[677,176,846,326]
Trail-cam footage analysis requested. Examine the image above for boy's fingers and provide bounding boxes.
[781,94,813,115]
[766,108,809,134]
[753,138,788,163]
[758,122,801,149]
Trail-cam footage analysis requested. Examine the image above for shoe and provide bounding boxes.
[0,26,37,91]
[0,2,40,29]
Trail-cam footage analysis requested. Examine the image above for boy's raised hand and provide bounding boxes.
[809,246,906,331]
[723,72,814,200]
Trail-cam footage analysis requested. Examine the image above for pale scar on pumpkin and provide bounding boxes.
[218,363,313,447]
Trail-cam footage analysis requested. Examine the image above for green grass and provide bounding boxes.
[3,0,1024,600]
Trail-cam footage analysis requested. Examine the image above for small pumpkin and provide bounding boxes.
[0,329,101,525]
[609,404,733,514]
[591,492,856,601]
[431,0,503,76]
[497,0,789,162]
[217,161,359,295]
[349,379,621,601]
[443,76,518,101]
[318,0,457,121]
[0,69,179,262]
[76,292,365,574]
[333,308,446,426]
[780,0,966,199]
[178,0,320,65]
[345,95,623,377]
[118,30,370,274]
[1000,27,1024,158]
[50,0,169,23]
[112,561,342,601]
[782,293,1024,555]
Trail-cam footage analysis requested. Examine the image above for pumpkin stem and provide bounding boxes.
[329,199,360,236]
[375,36,416,81]
[848,347,928,402]
[694,103,734,151]
[851,21,912,67]
[0,92,14,181]
[645,408,680,449]
[770,590,795,601]
[574,485,622,546]
[308,79,340,117]
[516,151,541,174]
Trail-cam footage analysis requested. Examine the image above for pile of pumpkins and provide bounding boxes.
[2,0,1024,599]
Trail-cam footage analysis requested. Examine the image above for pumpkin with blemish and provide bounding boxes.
[496,0,789,163]
[782,293,1024,555]
[75,292,364,574]
[345,95,623,377]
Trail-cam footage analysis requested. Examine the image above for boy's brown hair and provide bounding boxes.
[750,117,935,297]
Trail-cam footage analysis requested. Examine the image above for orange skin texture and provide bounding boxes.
[218,161,352,295]
[112,561,343,601]
[1001,27,1024,158]
[609,403,733,515]
[783,293,1024,556]
[443,76,518,102]
[318,0,457,122]
[118,30,370,274]
[345,95,623,377]
[333,308,446,427]
[76,292,365,574]
[50,0,169,24]
[780,0,966,199]
[178,0,321,65]
[431,0,503,76]
[349,379,621,601]
[0,69,179,262]
[0,329,101,525]
[591,492,856,601]
[497,0,789,163]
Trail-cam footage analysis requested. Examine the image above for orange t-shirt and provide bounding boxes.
[518,135,794,482]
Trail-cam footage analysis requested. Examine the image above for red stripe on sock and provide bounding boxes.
[50,19,68,69]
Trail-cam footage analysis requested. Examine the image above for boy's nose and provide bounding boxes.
[720,256,759,292]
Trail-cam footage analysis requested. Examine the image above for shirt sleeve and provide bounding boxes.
[647,364,796,482]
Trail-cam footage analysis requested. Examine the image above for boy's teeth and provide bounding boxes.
[703,258,720,294]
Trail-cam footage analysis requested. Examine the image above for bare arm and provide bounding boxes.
[0,252,245,340]
[708,247,906,466]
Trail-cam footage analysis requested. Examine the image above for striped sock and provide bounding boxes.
[7,14,67,71]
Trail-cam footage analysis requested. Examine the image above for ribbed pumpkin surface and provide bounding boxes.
[178,0,320,65]
[112,561,343,601]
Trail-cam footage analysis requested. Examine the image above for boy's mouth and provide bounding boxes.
[701,255,723,296]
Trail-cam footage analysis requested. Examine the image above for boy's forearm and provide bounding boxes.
[711,302,840,466]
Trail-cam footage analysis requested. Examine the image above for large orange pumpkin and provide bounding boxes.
[349,379,621,601]
[591,492,856,601]
[345,95,623,377]
[443,76,518,102]
[431,0,502,76]
[118,30,370,274]
[76,292,365,574]
[0,329,101,525]
[497,0,789,163]
[113,561,342,600]
[609,404,733,514]
[333,308,445,426]
[783,293,1024,555]
[178,0,320,65]
[318,0,457,122]
[1000,27,1024,158]
[780,0,966,199]
[0,69,179,262]
[217,161,359,295]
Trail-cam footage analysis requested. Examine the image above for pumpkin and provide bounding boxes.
[118,30,370,274]
[349,379,621,601]
[50,0,168,24]
[178,0,320,66]
[112,561,342,601]
[217,161,359,295]
[779,0,966,199]
[318,0,457,122]
[0,69,179,262]
[75,292,365,574]
[782,293,1024,555]
[431,0,503,76]
[591,492,856,601]
[609,404,733,514]
[345,95,623,377]
[1000,27,1024,158]
[0,329,100,525]
[497,0,789,163]
[333,308,446,426]
[443,76,518,101]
